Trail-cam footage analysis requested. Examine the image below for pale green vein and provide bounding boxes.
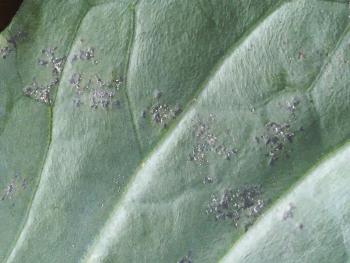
[307,24,350,93]
[218,140,350,263]
[83,0,350,260]
[124,0,286,156]
[2,3,91,262]
[82,1,293,261]
[305,24,350,122]
[257,23,350,113]
[2,0,346,261]
[123,0,142,156]
[218,23,350,263]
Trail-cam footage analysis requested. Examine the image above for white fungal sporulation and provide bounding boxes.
[73,75,122,110]
[24,47,66,105]
[141,89,182,126]
[257,97,304,165]
[67,44,123,110]
[260,122,295,165]
[80,47,95,60]
[69,73,82,89]
[68,72,123,110]
[190,116,237,165]
[0,30,27,59]
[41,47,66,75]
[1,173,27,201]
[206,185,264,228]
[71,47,95,63]
[90,88,115,109]
[23,79,53,105]
[1,182,16,201]
[203,176,214,184]
[150,102,182,126]
[52,57,66,75]
[281,96,301,120]
[0,46,12,59]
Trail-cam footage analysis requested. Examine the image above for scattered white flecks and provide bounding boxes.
[0,31,27,59]
[90,88,115,109]
[0,46,12,59]
[190,116,237,165]
[256,97,304,165]
[1,182,16,201]
[68,72,123,110]
[23,79,52,105]
[1,173,27,201]
[71,47,96,63]
[150,103,172,125]
[286,97,300,117]
[206,185,264,228]
[149,102,181,126]
[202,176,214,184]
[248,199,265,216]
[24,47,66,105]
[141,89,182,126]
[28,43,125,109]
[261,122,295,166]
[68,45,123,110]
[41,47,66,75]
[80,47,95,60]
[69,73,82,91]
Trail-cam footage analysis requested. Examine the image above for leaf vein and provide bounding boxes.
[218,23,350,262]
[123,0,143,156]
[2,4,92,262]
[82,1,296,261]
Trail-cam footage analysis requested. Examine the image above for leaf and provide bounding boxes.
[0,0,349,262]
[220,143,350,263]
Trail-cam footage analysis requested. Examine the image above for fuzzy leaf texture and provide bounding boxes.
[0,0,349,262]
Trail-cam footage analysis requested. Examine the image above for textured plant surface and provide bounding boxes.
[0,0,350,262]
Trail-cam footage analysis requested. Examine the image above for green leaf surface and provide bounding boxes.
[0,0,349,262]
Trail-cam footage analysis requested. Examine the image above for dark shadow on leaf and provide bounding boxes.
[0,0,23,31]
